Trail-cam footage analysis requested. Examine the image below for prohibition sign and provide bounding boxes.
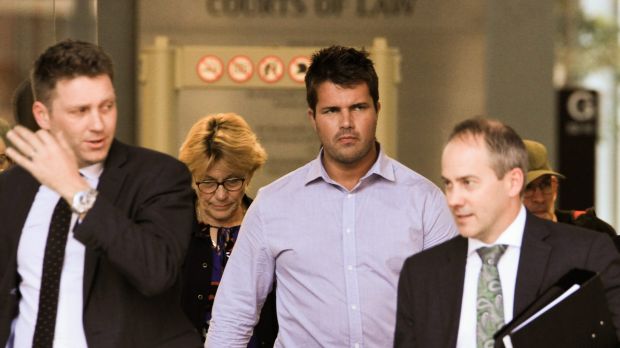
[258,56,284,83]
[228,55,254,83]
[288,56,311,83]
[196,55,224,83]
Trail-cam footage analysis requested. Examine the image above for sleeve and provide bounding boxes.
[205,198,275,347]
[73,157,195,296]
[422,186,459,249]
[394,257,417,347]
[585,233,620,341]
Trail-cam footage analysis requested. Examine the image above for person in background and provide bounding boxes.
[206,45,457,347]
[0,118,13,172]
[178,112,277,346]
[522,139,617,242]
[0,39,200,347]
[395,118,620,347]
[11,79,39,132]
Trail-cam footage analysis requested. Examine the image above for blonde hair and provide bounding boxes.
[179,113,267,183]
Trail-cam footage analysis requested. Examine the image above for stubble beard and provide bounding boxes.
[326,138,374,165]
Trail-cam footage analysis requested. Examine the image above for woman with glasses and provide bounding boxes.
[0,118,13,172]
[178,113,276,346]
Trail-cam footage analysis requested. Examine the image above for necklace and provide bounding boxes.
[209,226,219,250]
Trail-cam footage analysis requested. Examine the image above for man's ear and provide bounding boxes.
[507,167,525,198]
[376,101,381,115]
[307,108,317,132]
[32,101,51,130]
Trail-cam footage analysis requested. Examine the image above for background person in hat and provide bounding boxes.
[523,139,618,243]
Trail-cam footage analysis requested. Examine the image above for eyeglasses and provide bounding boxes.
[196,177,245,194]
[524,176,555,197]
[0,154,12,172]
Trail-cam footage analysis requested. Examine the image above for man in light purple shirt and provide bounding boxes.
[206,45,457,347]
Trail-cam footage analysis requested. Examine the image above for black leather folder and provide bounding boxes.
[493,268,617,348]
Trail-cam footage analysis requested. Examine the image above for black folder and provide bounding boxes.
[493,268,618,348]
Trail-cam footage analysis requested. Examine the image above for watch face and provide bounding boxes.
[72,189,98,214]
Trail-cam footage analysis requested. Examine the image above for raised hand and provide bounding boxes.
[6,125,90,203]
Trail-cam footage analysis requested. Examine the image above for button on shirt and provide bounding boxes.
[456,205,526,348]
[12,164,102,348]
[207,147,458,347]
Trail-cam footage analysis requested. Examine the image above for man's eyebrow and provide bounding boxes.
[456,175,477,182]
[320,106,340,112]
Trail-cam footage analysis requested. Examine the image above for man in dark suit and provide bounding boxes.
[0,40,201,347]
[394,117,620,347]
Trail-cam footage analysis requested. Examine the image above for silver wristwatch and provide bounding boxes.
[71,188,98,214]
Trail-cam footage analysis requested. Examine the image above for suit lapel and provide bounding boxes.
[438,237,468,347]
[83,141,129,305]
[513,213,552,315]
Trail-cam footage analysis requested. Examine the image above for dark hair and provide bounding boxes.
[304,45,379,114]
[30,39,114,107]
[12,79,39,131]
[449,117,528,188]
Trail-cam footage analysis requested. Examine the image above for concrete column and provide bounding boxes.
[370,37,400,159]
[486,1,555,151]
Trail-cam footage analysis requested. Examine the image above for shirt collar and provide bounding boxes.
[304,143,396,186]
[467,204,526,256]
[79,162,104,181]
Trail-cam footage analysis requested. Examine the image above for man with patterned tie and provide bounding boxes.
[394,117,620,347]
[0,40,201,347]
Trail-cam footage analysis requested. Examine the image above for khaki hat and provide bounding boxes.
[524,139,565,185]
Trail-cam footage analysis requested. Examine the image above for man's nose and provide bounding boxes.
[530,187,546,202]
[89,110,104,130]
[446,188,463,208]
[340,110,353,128]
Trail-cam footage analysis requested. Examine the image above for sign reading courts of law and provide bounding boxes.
[204,0,415,17]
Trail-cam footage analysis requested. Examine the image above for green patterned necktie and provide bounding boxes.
[476,244,508,348]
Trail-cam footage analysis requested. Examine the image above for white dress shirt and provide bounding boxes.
[12,164,102,348]
[456,205,526,348]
